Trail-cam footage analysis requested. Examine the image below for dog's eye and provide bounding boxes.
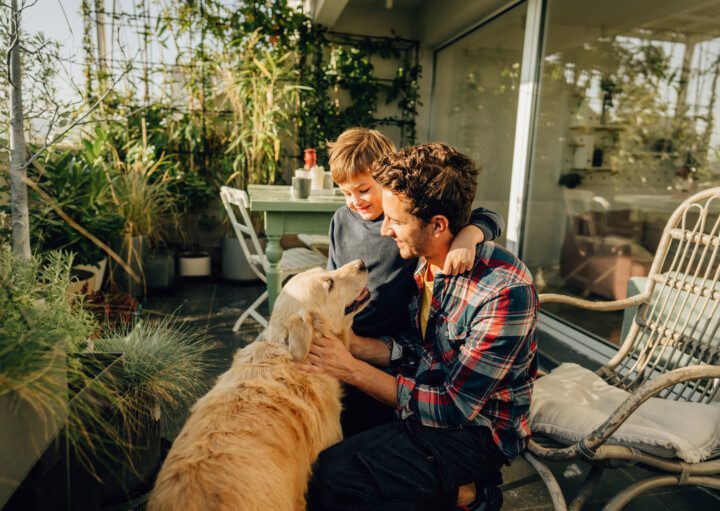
[322,278,334,292]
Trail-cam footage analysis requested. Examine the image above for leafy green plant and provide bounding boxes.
[0,247,126,468]
[297,30,422,154]
[167,169,216,215]
[0,248,213,483]
[30,139,124,266]
[106,141,179,243]
[0,209,9,247]
[0,248,96,404]
[158,0,420,166]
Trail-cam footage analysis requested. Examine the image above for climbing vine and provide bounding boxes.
[297,29,421,159]
[84,0,421,178]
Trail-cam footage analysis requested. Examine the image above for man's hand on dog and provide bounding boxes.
[300,334,359,384]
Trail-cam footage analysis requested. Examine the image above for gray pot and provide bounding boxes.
[111,235,148,297]
[145,254,175,290]
[221,235,264,282]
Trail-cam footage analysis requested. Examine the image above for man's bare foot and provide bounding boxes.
[457,482,476,506]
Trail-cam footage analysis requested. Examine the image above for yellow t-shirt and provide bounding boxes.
[420,264,441,339]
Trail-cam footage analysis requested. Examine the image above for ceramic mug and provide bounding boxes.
[292,176,312,199]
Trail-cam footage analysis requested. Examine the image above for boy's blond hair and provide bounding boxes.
[327,128,396,183]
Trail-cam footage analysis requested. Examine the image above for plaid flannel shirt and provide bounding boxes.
[380,242,538,461]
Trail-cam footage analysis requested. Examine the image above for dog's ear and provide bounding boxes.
[265,310,315,361]
[285,310,315,361]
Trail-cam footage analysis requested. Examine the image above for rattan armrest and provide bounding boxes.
[527,438,578,461]
[539,293,649,311]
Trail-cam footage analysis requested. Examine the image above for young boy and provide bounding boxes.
[325,128,504,435]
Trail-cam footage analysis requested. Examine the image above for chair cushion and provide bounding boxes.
[529,363,720,463]
[253,247,327,274]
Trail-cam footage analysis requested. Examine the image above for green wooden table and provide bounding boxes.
[247,184,345,312]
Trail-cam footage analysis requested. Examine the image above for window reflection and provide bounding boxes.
[430,3,528,243]
[524,0,720,344]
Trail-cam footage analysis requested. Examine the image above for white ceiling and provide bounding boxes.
[348,0,427,11]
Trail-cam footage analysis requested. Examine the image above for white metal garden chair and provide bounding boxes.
[220,186,327,332]
[525,187,720,511]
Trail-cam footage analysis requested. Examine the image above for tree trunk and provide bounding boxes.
[94,0,108,96]
[9,0,30,259]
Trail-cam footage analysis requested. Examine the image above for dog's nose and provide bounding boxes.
[356,260,366,271]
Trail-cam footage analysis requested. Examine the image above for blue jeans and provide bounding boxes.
[307,420,506,511]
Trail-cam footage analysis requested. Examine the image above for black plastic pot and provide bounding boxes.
[67,353,162,508]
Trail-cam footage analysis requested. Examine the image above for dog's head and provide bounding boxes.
[263,260,370,361]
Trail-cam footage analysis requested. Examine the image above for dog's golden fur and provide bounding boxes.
[148,261,369,511]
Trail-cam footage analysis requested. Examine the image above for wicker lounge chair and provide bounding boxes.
[525,187,720,510]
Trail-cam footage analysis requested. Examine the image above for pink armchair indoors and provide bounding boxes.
[560,188,654,300]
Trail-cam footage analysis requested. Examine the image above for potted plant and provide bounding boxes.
[87,316,213,504]
[30,143,124,294]
[145,248,176,290]
[168,169,218,278]
[1,244,213,508]
[0,247,112,509]
[218,31,306,281]
[105,139,179,296]
[172,169,219,277]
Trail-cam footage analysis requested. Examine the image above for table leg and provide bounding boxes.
[265,234,283,313]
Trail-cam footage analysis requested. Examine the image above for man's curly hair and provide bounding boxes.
[371,143,478,234]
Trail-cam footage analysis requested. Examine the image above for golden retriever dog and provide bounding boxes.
[148,260,370,511]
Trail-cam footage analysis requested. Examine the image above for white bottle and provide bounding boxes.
[310,164,325,190]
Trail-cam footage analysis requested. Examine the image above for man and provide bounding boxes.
[303,143,538,511]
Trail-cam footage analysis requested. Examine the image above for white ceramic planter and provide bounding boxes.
[72,258,107,294]
[178,252,211,277]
